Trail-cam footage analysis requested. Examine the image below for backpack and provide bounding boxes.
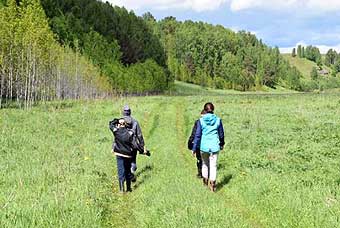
[109,118,134,155]
[187,120,199,150]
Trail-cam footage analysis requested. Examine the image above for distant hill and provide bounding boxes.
[282,54,332,79]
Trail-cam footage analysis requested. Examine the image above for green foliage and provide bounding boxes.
[41,0,166,67]
[83,30,121,67]
[297,45,302,58]
[324,49,340,78]
[296,45,322,68]
[304,45,322,63]
[311,66,319,80]
[104,59,168,94]
[283,66,303,90]
[333,58,340,73]
[301,46,305,58]
[291,47,296,57]
[0,0,111,107]
[325,49,338,66]
[154,19,302,91]
[40,0,170,93]
[302,76,340,91]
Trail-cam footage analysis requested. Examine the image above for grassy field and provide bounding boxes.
[172,80,297,95]
[1,92,340,227]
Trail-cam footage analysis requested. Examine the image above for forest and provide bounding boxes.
[0,0,112,108]
[0,0,340,108]
[152,16,303,91]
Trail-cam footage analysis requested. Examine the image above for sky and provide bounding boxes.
[107,0,340,54]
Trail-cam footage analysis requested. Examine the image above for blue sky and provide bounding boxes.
[107,0,340,53]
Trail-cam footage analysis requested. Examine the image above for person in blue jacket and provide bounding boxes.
[192,102,225,192]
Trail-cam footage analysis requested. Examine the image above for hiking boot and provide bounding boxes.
[131,174,137,183]
[119,180,125,193]
[203,178,208,186]
[144,150,151,157]
[126,180,132,192]
[209,180,216,192]
[197,168,202,178]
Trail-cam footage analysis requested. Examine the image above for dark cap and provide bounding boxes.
[122,105,131,116]
[123,105,130,111]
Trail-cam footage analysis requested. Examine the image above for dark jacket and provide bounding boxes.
[123,115,145,149]
[193,114,225,153]
[188,120,200,151]
[109,119,134,157]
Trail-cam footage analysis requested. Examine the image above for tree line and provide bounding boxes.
[295,45,322,65]
[0,0,112,108]
[4,0,336,109]
[0,0,170,108]
[325,49,340,76]
[148,16,303,91]
[40,0,169,93]
[39,0,306,92]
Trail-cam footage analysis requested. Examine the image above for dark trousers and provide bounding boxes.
[196,150,202,174]
[116,155,132,182]
[131,150,137,173]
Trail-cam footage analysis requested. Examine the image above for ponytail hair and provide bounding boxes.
[204,102,214,114]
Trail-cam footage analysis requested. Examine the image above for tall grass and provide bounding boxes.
[1,93,340,227]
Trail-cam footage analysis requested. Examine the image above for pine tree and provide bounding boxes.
[325,49,337,66]
[297,45,302,58]
[292,48,296,57]
[301,46,305,58]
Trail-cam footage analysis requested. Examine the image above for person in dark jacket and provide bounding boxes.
[188,110,206,178]
[109,118,134,193]
[122,105,148,182]
[192,102,225,192]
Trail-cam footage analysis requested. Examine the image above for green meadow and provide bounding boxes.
[1,92,340,227]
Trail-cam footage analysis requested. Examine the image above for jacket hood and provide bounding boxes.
[201,113,217,126]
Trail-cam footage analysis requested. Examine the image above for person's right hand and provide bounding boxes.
[192,151,196,157]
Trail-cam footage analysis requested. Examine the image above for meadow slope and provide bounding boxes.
[1,93,340,227]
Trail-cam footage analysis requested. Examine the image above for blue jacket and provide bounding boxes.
[192,113,225,153]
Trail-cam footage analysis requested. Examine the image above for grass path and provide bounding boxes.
[115,97,265,228]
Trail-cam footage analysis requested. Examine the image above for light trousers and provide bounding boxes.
[201,152,219,181]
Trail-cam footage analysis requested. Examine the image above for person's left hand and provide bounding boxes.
[192,151,196,157]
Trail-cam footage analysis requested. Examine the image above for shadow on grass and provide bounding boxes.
[217,163,225,169]
[133,165,153,190]
[216,174,233,192]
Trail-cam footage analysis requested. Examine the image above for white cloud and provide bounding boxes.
[107,0,340,12]
[307,0,340,12]
[106,0,228,12]
[316,44,340,54]
[229,0,340,12]
[230,0,300,12]
[280,41,340,54]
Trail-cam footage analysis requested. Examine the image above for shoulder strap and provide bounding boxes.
[217,117,221,127]
[199,118,205,128]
